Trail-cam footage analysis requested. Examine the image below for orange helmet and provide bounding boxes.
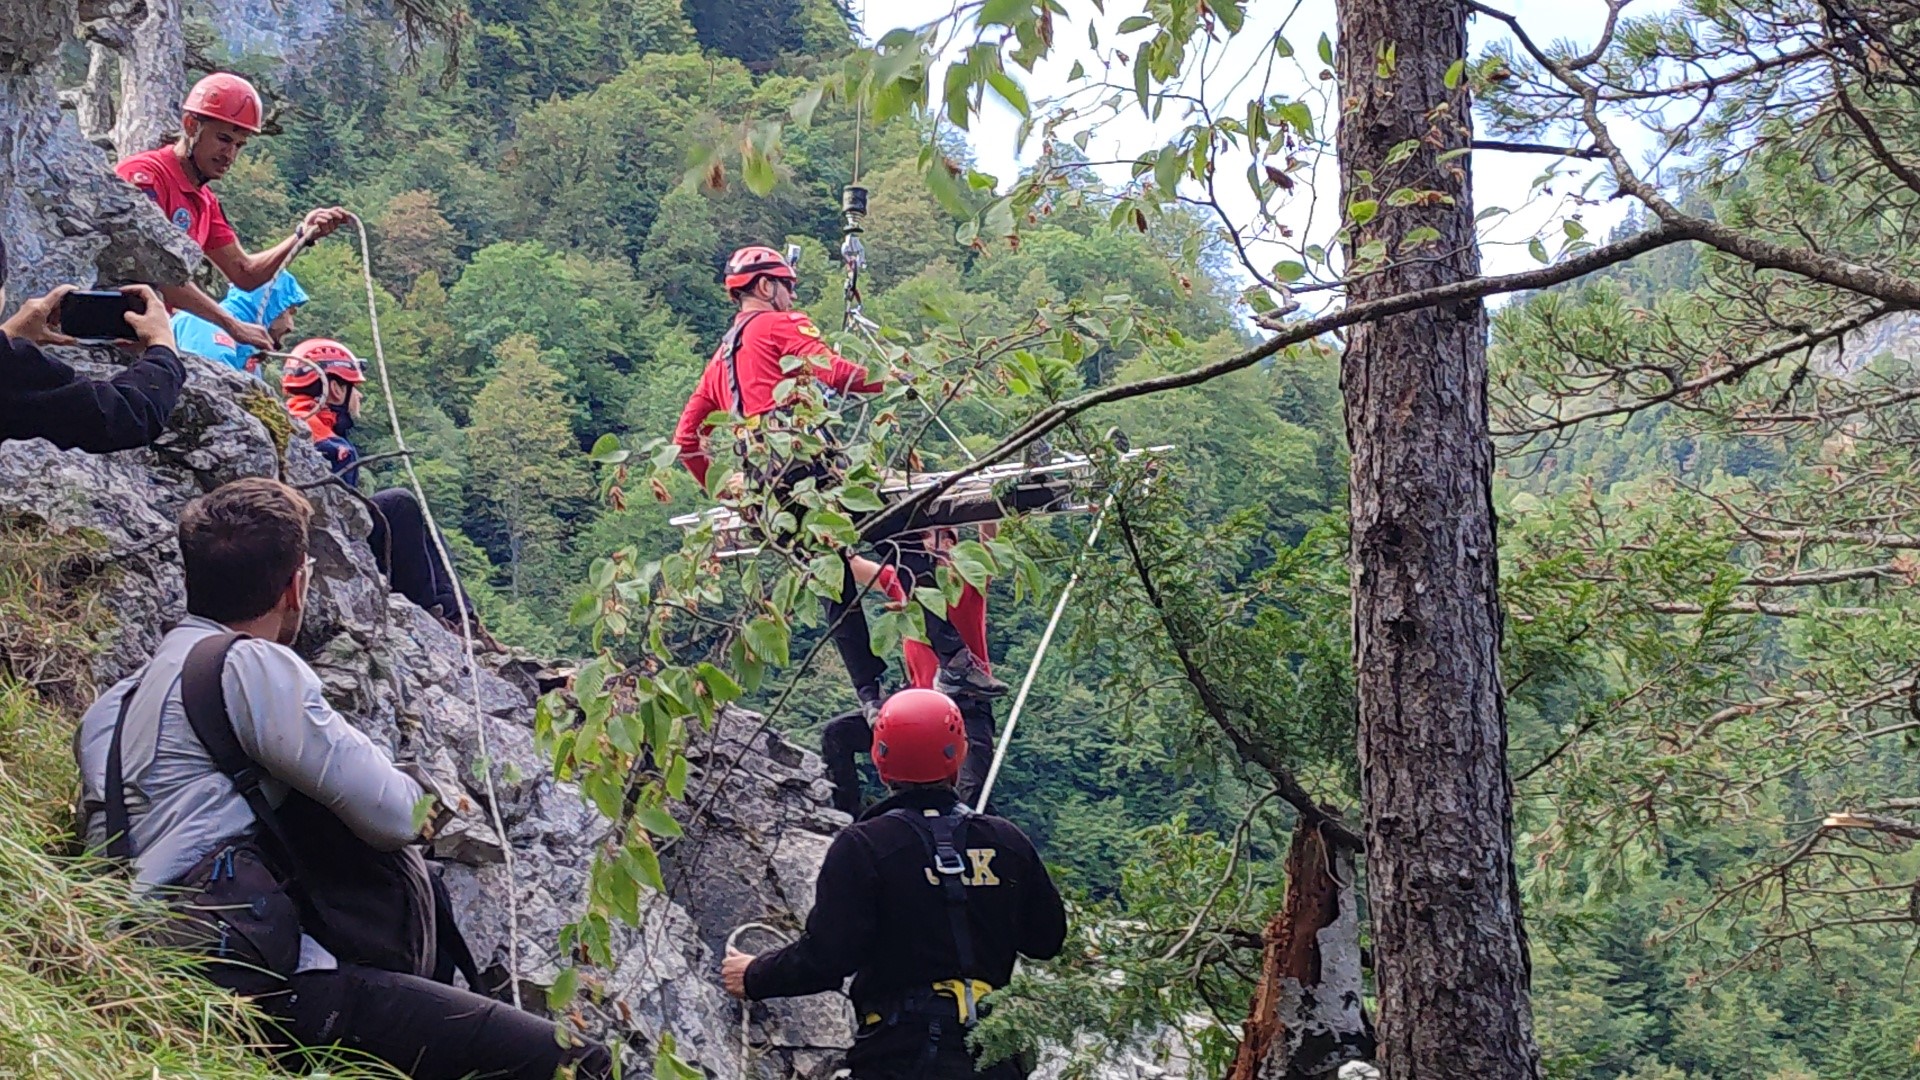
[288,338,365,383]
[871,689,967,787]
[183,73,263,134]
[724,245,797,292]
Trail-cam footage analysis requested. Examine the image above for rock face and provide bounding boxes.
[0,0,198,309]
[0,352,855,1077]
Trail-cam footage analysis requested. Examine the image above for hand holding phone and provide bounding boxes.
[1,284,78,346]
[117,286,175,352]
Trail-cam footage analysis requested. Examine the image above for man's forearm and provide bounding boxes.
[227,232,303,291]
[161,282,239,334]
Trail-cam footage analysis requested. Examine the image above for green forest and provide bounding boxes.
[27,0,1920,1076]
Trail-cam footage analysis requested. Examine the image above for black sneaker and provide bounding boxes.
[934,651,1009,699]
[856,682,885,724]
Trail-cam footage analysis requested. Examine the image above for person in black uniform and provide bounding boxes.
[722,688,1068,1079]
[0,236,186,453]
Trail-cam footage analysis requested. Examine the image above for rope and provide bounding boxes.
[974,496,1111,814]
[345,212,525,1009]
[725,921,795,1077]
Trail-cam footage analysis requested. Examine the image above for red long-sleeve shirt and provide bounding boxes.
[673,309,880,485]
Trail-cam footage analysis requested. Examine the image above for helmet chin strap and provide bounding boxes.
[179,118,212,187]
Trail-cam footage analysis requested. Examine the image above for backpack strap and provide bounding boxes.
[719,311,770,416]
[102,683,141,861]
[887,804,982,1024]
[428,865,488,993]
[177,632,323,925]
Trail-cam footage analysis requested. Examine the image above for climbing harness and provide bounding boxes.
[345,212,525,1008]
[876,803,991,1068]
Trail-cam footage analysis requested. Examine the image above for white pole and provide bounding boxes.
[974,499,1109,813]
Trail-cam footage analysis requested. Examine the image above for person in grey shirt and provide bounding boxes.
[75,477,610,1080]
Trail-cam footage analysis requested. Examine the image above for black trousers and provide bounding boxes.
[822,542,970,694]
[848,1016,1027,1079]
[368,488,467,620]
[756,454,968,695]
[217,963,613,1080]
[823,697,998,815]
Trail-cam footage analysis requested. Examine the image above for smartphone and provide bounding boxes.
[783,243,804,271]
[59,289,142,342]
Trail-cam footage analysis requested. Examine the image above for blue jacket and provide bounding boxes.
[171,271,309,374]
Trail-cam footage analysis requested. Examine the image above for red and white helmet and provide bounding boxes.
[723,245,798,292]
[288,337,364,384]
[871,689,967,787]
[183,72,264,134]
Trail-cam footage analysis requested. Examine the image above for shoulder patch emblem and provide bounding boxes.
[794,318,822,339]
[171,207,193,231]
[130,170,153,185]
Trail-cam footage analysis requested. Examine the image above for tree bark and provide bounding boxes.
[1228,825,1372,1080]
[1335,1,1544,1077]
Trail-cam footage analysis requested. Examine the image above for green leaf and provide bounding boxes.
[653,1034,705,1080]
[1273,35,1294,58]
[1068,60,1086,81]
[664,753,690,799]
[568,590,599,627]
[1277,101,1313,138]
[1444,59,1466,89]
[1349,198,1379,224]
[1273,260,1307,283]
[696,662,743,705]
[1401,226,1443,249]
[627,840,666,894]
[632,803,685,839]
[1528,235,1549,263]
[411,793,439,834]
[1133,49,1152,116]
[791,84,826,128]
[839,485,885,512]
[548,966,579,1011]
[588,433,628,465]
[1317,32,1333,66]
[1384,138,1420,166]
[1154,143,1183,195]
[743,148,776,196]
[743,615,791,666]
[1562,218,1588,240]
[985,70,1030,117]
[949,540,996,588]
[913,586,950,619]
[978,0,1032,27]
[1118,14,1153,32]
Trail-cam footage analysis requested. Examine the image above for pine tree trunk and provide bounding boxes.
[1334,1,1543,1077]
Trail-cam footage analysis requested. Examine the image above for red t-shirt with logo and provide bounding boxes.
[116,147,238,253]
[673,309,882,485]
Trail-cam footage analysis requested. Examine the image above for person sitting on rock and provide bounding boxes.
[171,269,308,375]
[74,477,612,1080]
[0,237,186,453]
[280,336,365,485]
[279,339,478,635]
[115,72,348,352]
[724,689,1067,1080]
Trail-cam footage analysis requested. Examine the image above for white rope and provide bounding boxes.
[725,921,795,1077]
[346,213,524,1008]
[974,497,1111,814]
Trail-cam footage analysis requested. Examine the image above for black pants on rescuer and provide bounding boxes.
[216,964,614,1079]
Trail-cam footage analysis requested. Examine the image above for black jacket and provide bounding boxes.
[745,787,1068,1016]
[0,334,185,452]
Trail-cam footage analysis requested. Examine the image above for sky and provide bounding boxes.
[859,0,1660,289]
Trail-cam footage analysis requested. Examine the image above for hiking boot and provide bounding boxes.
[857,682,886,724]
[934,650,1009,699]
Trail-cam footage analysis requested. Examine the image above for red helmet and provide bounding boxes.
[724,245,797,292]
[183,73,263,134]
[280,357,323,394]
[871,689,967,787]
[288,338,365,383]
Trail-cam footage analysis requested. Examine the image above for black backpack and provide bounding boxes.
[105,632,484,989]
